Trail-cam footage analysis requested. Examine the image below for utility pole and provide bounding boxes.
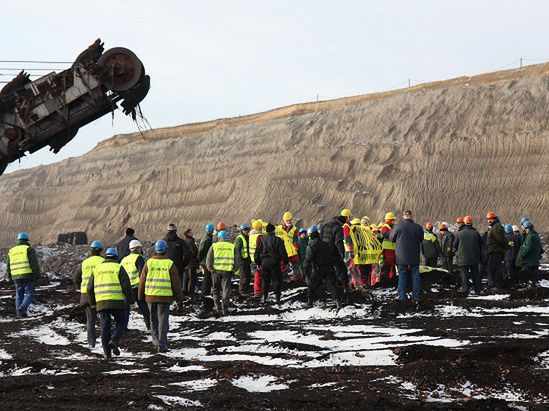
[520,58,523,68]
[316,94,319,102]
[408,78,411,88]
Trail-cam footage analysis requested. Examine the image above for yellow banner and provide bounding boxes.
[349,225,382,264]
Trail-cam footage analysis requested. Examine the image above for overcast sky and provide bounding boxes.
[1,0,548,172]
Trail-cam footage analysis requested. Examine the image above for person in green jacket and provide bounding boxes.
[7,232,41,318]
[421,222,440,267]
[438,223,455,274]
[516,221,543,275]
[198,224,215,296]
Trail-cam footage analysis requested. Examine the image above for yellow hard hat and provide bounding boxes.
[252,220,262,230]
[370,224,378,230]
[385,212,396,221]
[351,218,360,225]
[283,211,292,221]
[361,216,370,222]
[341,208,352,217]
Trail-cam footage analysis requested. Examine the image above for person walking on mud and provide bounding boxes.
[234,224,252,297]
[206,230,238,314]
[390,210,424,302]
[7,232,41,318]
[198,224,215,297]
[87,248,134,360]
[138,240,183,353]
[485,212,509,289]
[120,240,150,331]
[73,241,104,347]
[255,223,289,304]
[453,216,483,294]
[182,228,199,296]
[164,223,191,309]
[116,228,139,261]
[438,223,455,274]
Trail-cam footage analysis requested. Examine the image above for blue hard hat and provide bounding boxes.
[504,224,513,233]
[240,224,250,231]
[90,240,103,249]
[519,216,530,224]
[307,225,318,235]
[217,230,229,239]
[298,228,307,234]
[105,247,118,257]
[523,220,533,229]
[17,232,29,241]
[155,240,168,252]
[205,223,215,233]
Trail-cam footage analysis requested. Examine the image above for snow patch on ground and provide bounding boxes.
[232,374,289,392]
[103,369,150,375]
[164,364,207,373]
[0,349,11,359]
[154,395,202,407]
[169,378,217,391]
[467,294,510,301]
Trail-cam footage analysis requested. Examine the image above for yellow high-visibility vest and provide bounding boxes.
[236,234,249,259]
[213,242,235,272]
[93,262,124,302]
[249,231,262,263]
[81,255,105,293]
[8,245,33,280]
[145,258,174,297]
[121,253,141,287]
[424,232,437,243]
[275,225,297,257]
[381,224,396,250]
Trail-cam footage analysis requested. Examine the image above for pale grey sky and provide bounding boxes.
[1,0,548,172]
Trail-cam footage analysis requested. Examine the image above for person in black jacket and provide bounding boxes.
[303,226,341,309]
[254,223,289,304]
[321,215,347,288]
[116,228,139,261]
[163,223,191,307]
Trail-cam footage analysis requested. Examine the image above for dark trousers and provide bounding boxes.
[148,302,170,349]
[123,287,151,331]
[334,258,348,287]
[425,257,438,268]
[99,309,125,358]
[460,265,482,294]
[505,260,516,279]
[200,265,212,296]
[306,269,339,304]
[261,259,282,300]
[487,252,505,288]
[212,270,233,308]
[183,266,198,294]
[239,261,251,295]
[85,306,97,347]
[441,256,454,274]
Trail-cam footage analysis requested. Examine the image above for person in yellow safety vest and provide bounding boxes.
[73,240,104,347]
[277,211,301,280]
[87,247,134,360]
[7,232,41,319]
[361,216,370,227]
[120,240,150,331]
[341,209,354,288]
[206,230,238,315]
[234,224,252,297]
[380,212,398,287]
[346,217,365,289]
[138,240,183,353]
[249,219,264,297]
[421,222,441,267]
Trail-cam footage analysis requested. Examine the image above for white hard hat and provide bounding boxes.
[129,240,142,249]
[512,225,520,232]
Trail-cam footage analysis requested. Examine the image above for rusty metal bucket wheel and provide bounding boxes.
[98,47,143,92]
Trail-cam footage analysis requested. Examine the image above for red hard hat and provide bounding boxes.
[456,217,464,223]
[438,223,447,230]
[486,211,497,219]
[464,215,473,225]
[425,222,433,229]
[216,222,227,231]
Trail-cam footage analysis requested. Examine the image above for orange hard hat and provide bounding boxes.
[464,215,473,225]
[456,217,464,223]
[486,211,497,219]
[425,222,433,229]
[216,222,227,231]
[438,223,447,230]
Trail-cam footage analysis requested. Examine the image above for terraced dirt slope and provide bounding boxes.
[0,64,548,246]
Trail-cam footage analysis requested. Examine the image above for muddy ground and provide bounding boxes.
[0,244,548,410]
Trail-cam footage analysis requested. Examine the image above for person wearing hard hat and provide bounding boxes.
[73,240,105,347]
[8,232,41,319]
[341,209,355,288]
[164,224,191,308]
[206,230,238,314]
[87,247,134,359]
[347,217,365,289]
[198,224,215,296]
[380,212,398,287]
[303,226,341,309]
[321,214,348,290]
[453,215,483,294]
[277,212,300,279]
[421,222,440,268]
[255,223,289,304]
[485,211,508,288]
[438,222,455,274]
[361,216,370,227]
[235,224,252,297]
[249,219,265,297]
[297,228,309,271]
[182,228,200,296]
[516,220,543,277]
[138,240,183,353]
[116,228,139,262]
[503,224,520,281]
[456,217,465,231]
[120,240,150,331]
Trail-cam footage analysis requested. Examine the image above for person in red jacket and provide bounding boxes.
[380,212,398,287]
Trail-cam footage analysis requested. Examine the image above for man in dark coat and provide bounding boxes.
[302,226,341,308]
[254,223,289,304]
[504,224,521,280]
[321,215,347,287]
[453,216,483,294]
[163,223,191,306]
[516,221,543,276]
[485,212,508,288]
[183,228,199,295]
[198,224,215,296]
[421,222,440,267]
[390,210,424,301]
[116,227,139,261]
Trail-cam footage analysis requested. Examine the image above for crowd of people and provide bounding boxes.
[4,209,544,359]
